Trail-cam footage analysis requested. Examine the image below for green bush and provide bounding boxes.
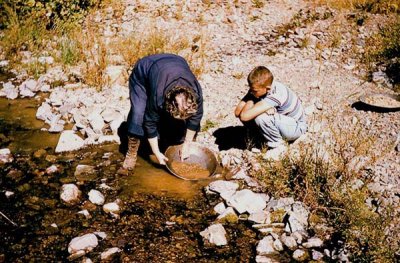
[0,0,102,29]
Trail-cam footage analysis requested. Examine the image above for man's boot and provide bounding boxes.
[123,136,140,170]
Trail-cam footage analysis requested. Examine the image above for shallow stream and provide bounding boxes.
[0,74,256,262]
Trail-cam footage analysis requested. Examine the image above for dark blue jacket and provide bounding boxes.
[127,54,203,138]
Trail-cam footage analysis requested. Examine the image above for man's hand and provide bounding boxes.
[180,141,192,160]
[154,151,168,165]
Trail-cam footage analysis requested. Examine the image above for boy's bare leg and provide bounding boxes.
[123,136,141,170]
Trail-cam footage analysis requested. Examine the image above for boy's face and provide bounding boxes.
[249,83,270,98]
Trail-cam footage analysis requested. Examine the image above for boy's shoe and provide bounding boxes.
[123,136,141,170]
[263,144,288,161]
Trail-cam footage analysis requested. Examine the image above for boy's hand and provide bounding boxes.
[266,107,276,115]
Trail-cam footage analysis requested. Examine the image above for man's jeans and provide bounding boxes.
[253,113,307,148]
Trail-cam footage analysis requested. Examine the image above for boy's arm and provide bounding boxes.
[240,100,274,122]
[234,100,247,117]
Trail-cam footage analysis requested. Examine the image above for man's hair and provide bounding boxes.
[247,66,274,87]
[165,86,198,120]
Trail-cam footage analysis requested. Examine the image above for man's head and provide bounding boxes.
[165,86,198,120]
[247,66,274,98]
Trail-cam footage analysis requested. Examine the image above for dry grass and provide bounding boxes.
[253,114,397,261]
[314,0,400,13]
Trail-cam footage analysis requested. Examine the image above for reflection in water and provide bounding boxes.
[120,156,215,200]
[0,97,60,153]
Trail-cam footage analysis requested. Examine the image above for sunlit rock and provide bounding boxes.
[214,202,226,215]
[227,189,266,214]
[55,130,85,153]
[60,184,81,205]
[217,207,238,224]
[280,233,298,250]
[303,237,323,248]
[88,189,105,205]
[256,236,276,256]
[100,247,121,260]
[68,233,98,254]
[292,249,308,261]
[200,224,227,246]
[208,180,239,194]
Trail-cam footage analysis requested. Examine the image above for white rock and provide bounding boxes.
[214,202,226,215]
[105,65,126,85]
[36,102,53,121]
[273,238,284,251]
[255,255,280,263]
[88,112,105,134]
[200,224,227,246]
[303,237,323,248]
[227,189,266,214]
[68,233,98,254]
[88,189,105,205]
[20,79,38,92]
[249,211,270,224]
[60,184,81,205]
[217,207,238,222]
[46,165,59,174]
[281,234,298,250]
[98,135,120,144]
[55,130,85,153]
[292,249,308,261]
[256,236,276,256]
[0,148,13,163]
[93,231,107,240]
[78,209,91,219]
[38,56,54,64]
[208,180,239,194]
[103,202,120,217]
[312,250,324,260]
[0,83,18,99]
[100,247,121,260]
[5,191,14,198]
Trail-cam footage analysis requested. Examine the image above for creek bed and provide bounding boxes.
[0,92,257,261]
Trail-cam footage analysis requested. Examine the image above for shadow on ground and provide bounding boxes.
[213,126,264,151]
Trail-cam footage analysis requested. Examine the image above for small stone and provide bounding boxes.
[312,250,324,260]
[256,235,276,256]
[100,247,121,260]
[0,148,13,164]
[303,237,323,248]
[293,249,308,261]
[200,224,227,246]
[68,233,98,254]
[103,202,120,218]
[214,202,226,215]
[60,184,81,205]
[281,234,298,250]
[88,189,105,205]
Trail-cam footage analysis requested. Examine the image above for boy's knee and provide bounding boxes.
[254,114,274,127]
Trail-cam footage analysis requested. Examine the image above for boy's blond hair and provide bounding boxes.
[248,66,274,87]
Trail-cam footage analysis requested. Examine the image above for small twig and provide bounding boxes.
[0,210,18,226]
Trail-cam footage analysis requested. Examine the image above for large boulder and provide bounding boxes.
[55,130,85,153]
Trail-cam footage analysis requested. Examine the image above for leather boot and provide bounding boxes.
[123,136,140,170]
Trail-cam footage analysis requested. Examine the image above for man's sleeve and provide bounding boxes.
[143,97,160,138]
[127,78,147,137]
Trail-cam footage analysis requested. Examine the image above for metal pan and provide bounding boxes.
[165,143,218,180]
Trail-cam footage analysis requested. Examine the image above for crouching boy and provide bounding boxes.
[234,66,307,156]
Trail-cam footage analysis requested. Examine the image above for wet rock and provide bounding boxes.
[88,189,105,205]
[103,201,121,218]
[93,231,107,240]
[78,209,91,219]
[55,130,85,153]
[68,233,99,254]
[256,235,276,256]
[100,247,121,260]
[60,184,81,205]
[227,189,267,214]
[293,249,308,261]
[200,224,227,246]
[33,149,47,158]
[36,102,53,122]
[5,191,14,198]
[46,165,59,174]
[81,258,93,263]
[74,165,97,182]
[0,148,13,164]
